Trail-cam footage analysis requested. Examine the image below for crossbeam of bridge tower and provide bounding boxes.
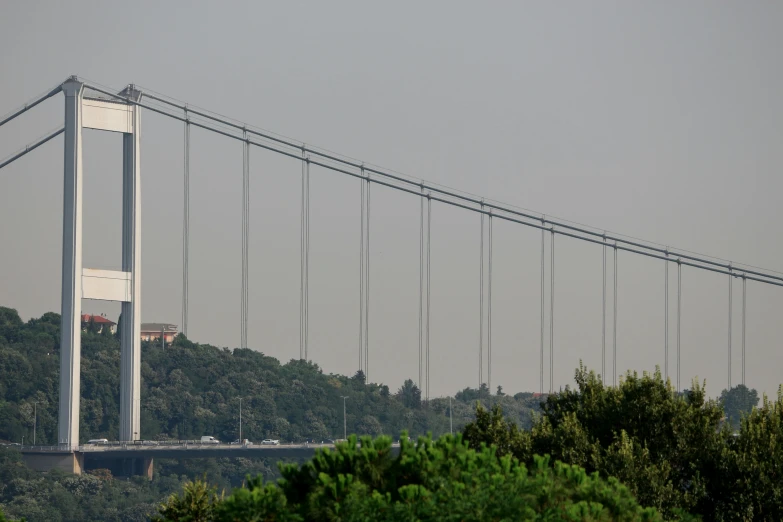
[58,78,142,449]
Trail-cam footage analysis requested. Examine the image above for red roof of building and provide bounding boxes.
[81,314,116,326]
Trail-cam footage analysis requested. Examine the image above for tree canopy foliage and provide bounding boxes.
[719,384,759,430]
[155,434,674,522]
[1,306,773,520]
[461,365,783,521]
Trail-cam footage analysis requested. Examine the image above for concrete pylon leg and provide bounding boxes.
[59,79,84,450]
[119,87,142,442]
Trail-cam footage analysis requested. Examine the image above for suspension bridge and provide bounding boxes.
[2,76,782,462]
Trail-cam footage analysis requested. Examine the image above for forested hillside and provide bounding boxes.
[0,305,767,521]
[0,306,540,446]
[0,305,541,521]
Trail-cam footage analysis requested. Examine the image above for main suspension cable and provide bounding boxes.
[0,83,62,128]
[0,127,64,171]
[129,84,783,281]
[78,84,783,287]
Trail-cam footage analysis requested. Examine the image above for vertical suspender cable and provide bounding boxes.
[540,224,545,394]
[359,173,365,372]
[241,130,249,350]
[550,230,556,393]
[240,133,245,349]
[665,251,669,382]
[365,174,371,380]
[677,260,682,391]
[728,270,732,389]
[742,276,746,386]
[305,157,311,361]
[479,206,485,390]
[241,136,245,350]
[426,195,432,403]
[418,186,424,389]
[240,139,245,350]
[549,229,555,393]
[245,136,249,349]
[247,143,251,347]
[246,133,251,348]
[300,149,306,360]
[613,245,618,387]
[602,237,606,384]
[487,213,493,399]
[182,116,190,338]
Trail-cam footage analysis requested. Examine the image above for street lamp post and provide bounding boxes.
[239,398,243,443]
[449,396,453,435]
[340,396,348,440]
[33,402,38,446]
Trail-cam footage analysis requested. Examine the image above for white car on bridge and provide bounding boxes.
[260,439,280,445]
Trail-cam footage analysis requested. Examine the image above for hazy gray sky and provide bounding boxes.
[1,1,782,400]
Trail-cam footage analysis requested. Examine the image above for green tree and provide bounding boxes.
[154,478,220,522]
[86,316,99,334]
[461,403,532,462]
[719,384,759,429]
[351,370,366,385]
[157,434,674,521]
[460,364,783,520]
[395,379,421,409]
[114,312,122,339]
[709,387,783,520]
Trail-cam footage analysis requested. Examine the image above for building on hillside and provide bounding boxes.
[81,313,117,334]
[141,323,178,343]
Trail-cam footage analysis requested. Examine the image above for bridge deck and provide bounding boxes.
[21,442,402,460]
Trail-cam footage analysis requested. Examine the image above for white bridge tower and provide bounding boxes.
[59,78,142,449]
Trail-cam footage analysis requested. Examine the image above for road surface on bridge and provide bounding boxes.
[19,441,403,460]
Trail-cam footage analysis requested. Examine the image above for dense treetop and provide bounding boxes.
[461,365,783,521]
[154,434,675,522]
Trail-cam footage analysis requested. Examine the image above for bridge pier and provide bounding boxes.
[22,451,84,475]
[21,451,154,480]
[84,455,153,480]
